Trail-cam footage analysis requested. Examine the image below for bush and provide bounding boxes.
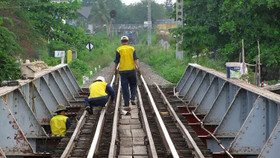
[69,59,91,84]
[0,51,21,82]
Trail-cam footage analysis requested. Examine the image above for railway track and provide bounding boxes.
[51,72,213,158]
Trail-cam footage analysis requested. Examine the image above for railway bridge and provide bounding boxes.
[0,63,279,158]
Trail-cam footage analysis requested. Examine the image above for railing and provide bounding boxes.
[175,63,280,157]
[0,64,81,156]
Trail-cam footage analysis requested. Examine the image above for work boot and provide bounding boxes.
[123,106,131,111]
[85,106,93,115]
[131,100,136,105]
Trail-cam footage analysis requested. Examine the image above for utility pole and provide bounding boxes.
[176,0,183,59]
[147,0,152,46]
[241,39,246,75]
[255,41,261,86]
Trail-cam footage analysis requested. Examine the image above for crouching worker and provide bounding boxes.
[85,76,115,114]
[50,104,71,136]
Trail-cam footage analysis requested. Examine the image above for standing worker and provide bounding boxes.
[114,36,140,111]
[50,104,71,136]
[85,76,115,114]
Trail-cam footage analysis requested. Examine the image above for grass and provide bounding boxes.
[136,43,226,83]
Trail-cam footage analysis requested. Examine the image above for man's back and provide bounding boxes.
[89,81,108,99]
[116,45,136,71]
[50,115,68,136]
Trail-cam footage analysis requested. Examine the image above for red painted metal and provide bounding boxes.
[198,135,210,146]
[188,106,196,111]
[177,106,189,113]
[182,113,204,123]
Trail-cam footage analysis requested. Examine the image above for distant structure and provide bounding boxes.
[155,19,177,35]
[78,7,91,19]
[77,7,94,34]
[64,6,94,34]
[176,0,184,59]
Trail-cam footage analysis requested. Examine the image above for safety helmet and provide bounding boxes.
[121,36,129,41]
[55,104,68,113]
[96,76,105,82]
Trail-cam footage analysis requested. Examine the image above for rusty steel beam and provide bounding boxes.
[33,77,59,114]
[0,64,82,156]
[0,98,34,155]
[47,74,70,106]
[0,147,6,158]
[175,64,280,157]
[52,71,75,100]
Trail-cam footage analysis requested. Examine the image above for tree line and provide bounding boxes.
[0,0,172,82]
[173,0,280,68]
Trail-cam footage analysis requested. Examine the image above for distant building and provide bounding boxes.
[78,7,91,19]
[78,7,93,34]
[67,7,94,34]
[155,19,177,35]
[50,1,93,34]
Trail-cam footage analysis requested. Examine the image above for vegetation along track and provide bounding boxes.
[50,72,213,158]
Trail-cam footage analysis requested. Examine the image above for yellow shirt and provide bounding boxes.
[117,45,136,71]
[50,115,68,136]
[89,81,107,99]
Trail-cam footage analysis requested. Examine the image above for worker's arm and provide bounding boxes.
[114,51,120,68]
[133,51,140,70]
[114,51,120,74]
[66,118,71,130]
[106,84,115,101]
[134,59,140,70]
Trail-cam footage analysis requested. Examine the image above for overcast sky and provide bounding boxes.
[121,0,176,5]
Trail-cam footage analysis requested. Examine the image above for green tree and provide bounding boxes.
[172,0,224,57]
[220,0,280,66]
[164,0,173,14]
[27,0,81,41]
[0,17,20,55]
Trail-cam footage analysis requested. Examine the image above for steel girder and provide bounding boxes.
[0,147,6,158]
[175,64,280,157]
[52,71,75,100]
[0,64,81,156]
[0,98,34,155]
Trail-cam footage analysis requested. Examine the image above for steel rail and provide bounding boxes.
[140,75,179,158]
[137,86,158,158]
[173,87,234,158]
[61,110,87,158]
[108,79,121,157]
[87,75,116,158]
[154,83,205,158]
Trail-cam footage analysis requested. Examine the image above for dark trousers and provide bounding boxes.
[119,70,137,106]
[85,95,109,110]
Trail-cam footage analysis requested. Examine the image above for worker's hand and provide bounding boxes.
[137,68,141,75]
[111,101,115,106]
[115,69,118,76]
